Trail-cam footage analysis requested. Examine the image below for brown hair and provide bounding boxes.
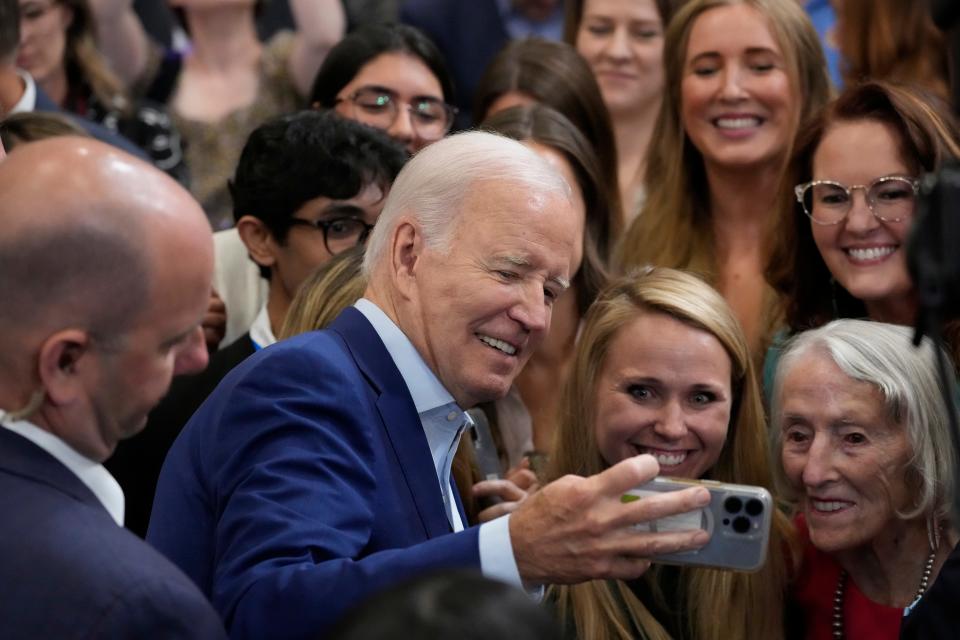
[547,267,791,640]
[615,0,831,278]
[0,111,86,150]
[836,0,949,102]
[59,0,130,114]
[563,0,675,44]
[473,37,622,221]
[766,81,960,343]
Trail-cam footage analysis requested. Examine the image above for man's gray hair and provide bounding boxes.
[361,130,572,277]
[771,319,957,524]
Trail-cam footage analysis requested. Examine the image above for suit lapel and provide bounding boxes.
[329,308,452,538]
[0,427,106,513]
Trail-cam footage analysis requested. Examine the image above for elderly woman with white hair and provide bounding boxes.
[772,319,958,639]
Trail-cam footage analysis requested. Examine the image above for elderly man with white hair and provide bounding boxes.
[148,131,711,639]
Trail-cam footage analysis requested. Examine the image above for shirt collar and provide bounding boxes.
[248,303,277,350]
[354,298,456,414]
[10,69,36,114]
[0,412,125,525]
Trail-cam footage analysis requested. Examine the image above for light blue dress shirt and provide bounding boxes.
[354,299,523,586]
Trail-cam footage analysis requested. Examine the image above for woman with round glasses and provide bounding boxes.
[310,24,456,154]
[766,80,960,364]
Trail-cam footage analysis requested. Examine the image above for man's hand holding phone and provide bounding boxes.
[508,454,711,585]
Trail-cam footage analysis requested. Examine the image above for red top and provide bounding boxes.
[791,516,903,639]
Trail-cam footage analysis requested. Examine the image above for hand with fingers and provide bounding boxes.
[508,454,711,585]
[473,457,542,523]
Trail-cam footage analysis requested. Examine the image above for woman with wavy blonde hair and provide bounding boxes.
[547,267,791,640]
[616,0,831,356]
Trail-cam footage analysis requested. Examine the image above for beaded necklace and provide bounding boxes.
[831,546,937,639]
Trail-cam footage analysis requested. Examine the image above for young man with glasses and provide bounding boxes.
[105,110,407,536]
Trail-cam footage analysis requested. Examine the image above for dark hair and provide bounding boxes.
[309,23,454,108]
[563,0,674,43]
[482,104,614,316]
[52,0,131,113]
[473,37,620,220]
[329,570,561,640]
[229,110,408,278]
[0,0,19,61]
[836,0,949,101]
[767,80,960,333]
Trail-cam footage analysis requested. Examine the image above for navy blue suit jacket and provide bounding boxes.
[0,427,226,639]
[400,0,509,128]
[147,308,481,639]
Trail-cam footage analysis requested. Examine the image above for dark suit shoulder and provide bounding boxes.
[0,461,224,639]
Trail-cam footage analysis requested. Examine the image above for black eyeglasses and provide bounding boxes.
[287,216,375,255]
[335,86,457,141]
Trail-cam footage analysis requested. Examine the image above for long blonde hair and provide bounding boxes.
[615,0,830,277]
[547,267,792,640]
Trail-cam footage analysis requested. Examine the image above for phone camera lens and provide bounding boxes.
[745,499,764,516]
[732,516,750,534]
[724,496,743,514]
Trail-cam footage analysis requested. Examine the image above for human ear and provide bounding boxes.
[236,215,278,269]
[390,219,424,299]
[36,329,92,408]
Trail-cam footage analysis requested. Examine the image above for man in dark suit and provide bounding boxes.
[107,110,407,536]
[0,137,225,639]
[148,131,711,639]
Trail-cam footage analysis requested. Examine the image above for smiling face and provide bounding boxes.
[400,180,580,409]
[810,119,916,322]
[593,310,732,477]
[576,0,665,117]
[680,3,797,172]
[779,350,914,553]
[334,51,446,154]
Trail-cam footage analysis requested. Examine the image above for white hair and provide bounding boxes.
[361,130,572,276]
[771,319,957,523]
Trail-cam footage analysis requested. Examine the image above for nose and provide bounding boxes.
[173,327,209,376]
[387,107,416,150]
[602,26,632,60]
[718,65,747,102]
[842,190,881,234]
[508,283,549,335]
[653,399,687,440]
[800,433,838,489]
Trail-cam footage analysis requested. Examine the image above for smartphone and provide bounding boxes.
[622,476,773,573]
[465,408,503,507]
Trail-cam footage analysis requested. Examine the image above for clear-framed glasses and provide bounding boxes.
[795,175,920,226]
[287,216,375,255]
[335,86,457,141]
